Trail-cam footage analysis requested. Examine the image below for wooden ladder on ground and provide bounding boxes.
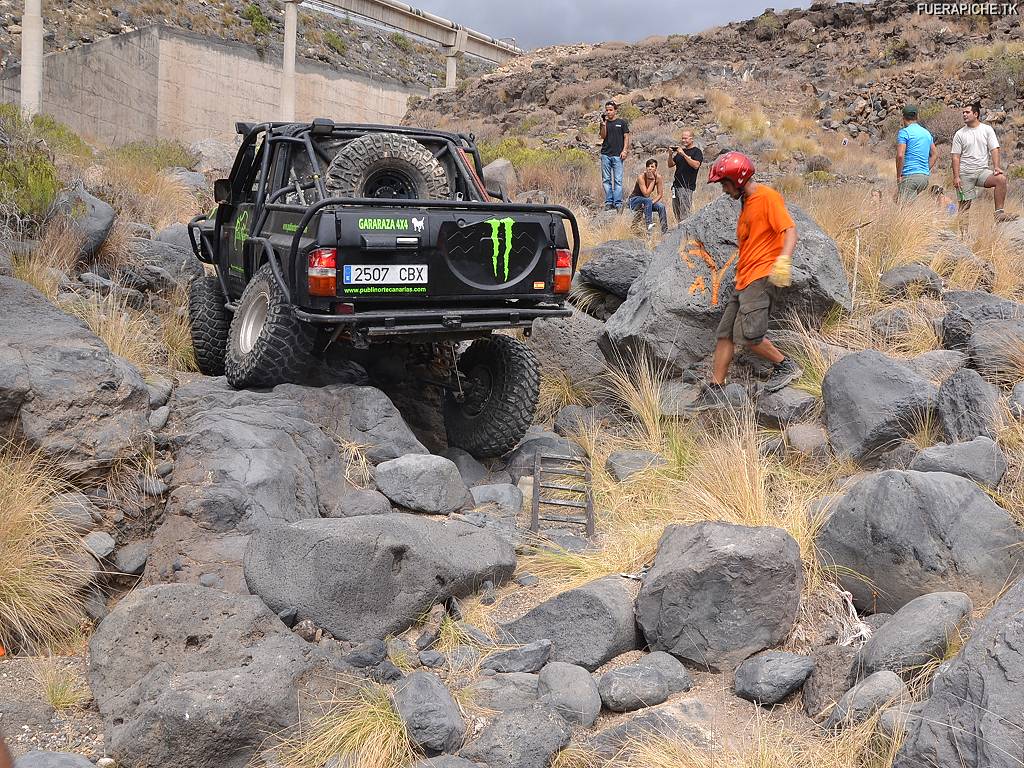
[530,453,595,538]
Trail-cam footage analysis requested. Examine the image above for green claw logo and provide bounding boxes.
[485,217,514,281]
[233,210,250,247]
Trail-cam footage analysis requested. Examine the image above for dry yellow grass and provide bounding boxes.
[12,218,84,299]
[66,293,159,373]
[0,446,90,653]
[274,680,417,768]
[575,208,643,253]
[537,368,594,422]
[522,357,835,602]
[102,160,201,231]
[30,656,91,711]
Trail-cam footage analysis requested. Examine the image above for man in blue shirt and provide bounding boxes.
[896,104,936,201]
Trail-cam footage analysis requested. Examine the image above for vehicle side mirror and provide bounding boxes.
[214,179,231,204]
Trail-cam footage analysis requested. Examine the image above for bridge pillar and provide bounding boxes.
[21,0,43,117]
[281,0,300,121]
[443,28,467,90]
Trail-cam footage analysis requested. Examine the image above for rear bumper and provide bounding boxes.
[294,304,570,339]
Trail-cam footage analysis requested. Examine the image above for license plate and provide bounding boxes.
[343,265,428,284]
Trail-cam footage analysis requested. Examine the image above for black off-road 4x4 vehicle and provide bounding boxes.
[186,120,579,457]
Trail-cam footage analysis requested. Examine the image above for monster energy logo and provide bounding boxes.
[233,209,250,247]
[485,217,514,281]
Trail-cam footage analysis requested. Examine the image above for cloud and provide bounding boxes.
[409,0,812,49]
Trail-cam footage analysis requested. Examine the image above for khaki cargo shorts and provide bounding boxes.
[959,168,993,201]
[717,276,774,347]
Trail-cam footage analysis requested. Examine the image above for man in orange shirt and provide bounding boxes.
[689,151,802,411]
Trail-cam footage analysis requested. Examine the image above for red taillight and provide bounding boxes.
[308,247,337,297]
[554,248,572,294]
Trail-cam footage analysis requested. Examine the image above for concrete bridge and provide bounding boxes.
[18,0,522,122]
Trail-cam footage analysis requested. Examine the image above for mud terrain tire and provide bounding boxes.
[325,132,450,200]
[224,263,317,389]
[444,335,540,458]
[188,274,230,376]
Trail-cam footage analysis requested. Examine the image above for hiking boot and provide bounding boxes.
[646,222,655,232]
[996,209,1019,223]
[762,358,804,394]
[685,383,732,413]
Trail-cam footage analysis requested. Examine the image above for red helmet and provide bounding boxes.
[707,151,755,187]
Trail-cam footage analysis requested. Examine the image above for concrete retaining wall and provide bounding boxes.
[0,26,423,145]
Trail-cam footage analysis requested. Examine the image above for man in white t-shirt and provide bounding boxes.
[951,101,1016,222]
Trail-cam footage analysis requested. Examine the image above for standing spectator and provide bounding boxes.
[628,159,668,233]
[668,130,703,224]
[896,104,936,201]
[952,101,1017,222]
[599,101,630,211]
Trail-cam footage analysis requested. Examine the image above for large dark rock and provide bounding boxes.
[584,699,715,758]
[393,672,465,756]
[537,661,601,727]
[374,454,469,515]
[499,576,641,671]
[275,383,427,463]
[502,430,587,481]
[754,386,818,428]
[480,640,551,674]
[853,592,972,680]
[817,470,1024,613]
[598,662,669,713]
[0,277,150,479]
[734,651,815,705]
[968,318,1024,382]
[146,378,350,591]
[578,239,654,299]
[895,578,1024,768]
[244,514,515,641]
[129,237,203,285]
[878,263,943,299]
[821,350,937,463]
[466,672,539,712]
[824,671,908,729]
[636,522,803,669]
[937,368,1000,442]
[908,436,1007,488]
[88,585,326,768]
[527,308,609,397]
[459,703,571,768]
[605,449,667,481]
[803,644,857,721]
[56,182,114,258]
[602,196,850,373]
[941,291,1024,349]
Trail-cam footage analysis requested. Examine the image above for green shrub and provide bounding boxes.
[0,150,61,220]
[617,102,641,121]
[30,115,93,161]
[241,3,271,36]
[324,30,348,55]
[107,140,198,171]
[804,169,837,184]
[754,12,782,40]
[390,32,413,52]
[477,137,589,170]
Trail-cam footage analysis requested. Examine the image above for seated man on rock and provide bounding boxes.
[688,151,803,411]
[627,159,669,233]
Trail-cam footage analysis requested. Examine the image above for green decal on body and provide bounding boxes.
[229,264,245,274]
[485,217,514,281]
[282,223,300,233]
[358,217,409,231]
[233,209,250,247]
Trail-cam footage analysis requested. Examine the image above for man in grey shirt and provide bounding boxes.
[952,101,1016,222]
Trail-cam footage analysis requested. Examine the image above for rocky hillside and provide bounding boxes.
[0,0,492,89]
[5,4,1024,768]
[409,0,1024,165]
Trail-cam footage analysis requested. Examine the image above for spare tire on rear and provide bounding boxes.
[325,132,450,200]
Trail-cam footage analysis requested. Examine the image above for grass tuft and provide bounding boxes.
[30,657,91,711]
[66,293,159,374]
[274,680,416,768]
[0,446,89,654]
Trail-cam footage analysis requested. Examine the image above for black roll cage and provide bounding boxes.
[188,120,581,306]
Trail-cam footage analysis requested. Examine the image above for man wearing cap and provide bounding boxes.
[896,104,936,201]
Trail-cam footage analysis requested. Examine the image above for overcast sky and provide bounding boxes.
[410,0,814,49]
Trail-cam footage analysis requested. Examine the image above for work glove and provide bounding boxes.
[768,253,792,288]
